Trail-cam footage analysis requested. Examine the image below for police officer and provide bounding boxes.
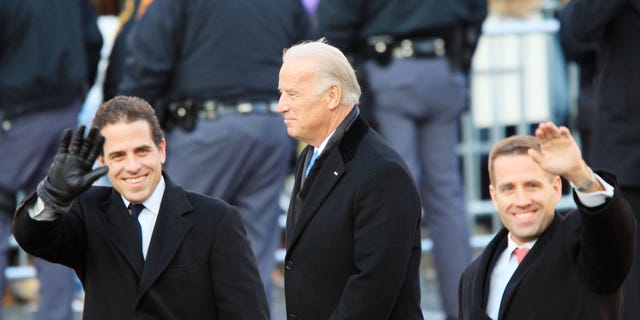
[0,1,102,319]
[119,0,311,307]
[316,1,487,319]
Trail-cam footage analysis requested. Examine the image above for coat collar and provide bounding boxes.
[285,114,370,252]
[464,214,561,319]
[100,173,193,297]
[138,174,193,297]
[101,191,145,278]
[496,214,560,319]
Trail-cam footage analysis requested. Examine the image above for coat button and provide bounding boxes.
[285,260,294,270]
[288,314,297,320]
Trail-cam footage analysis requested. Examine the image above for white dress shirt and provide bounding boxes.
[122,177,165,259]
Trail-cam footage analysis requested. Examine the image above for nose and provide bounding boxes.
[514,188,532,207]
[277,95,289,113]
[124,155,142,172]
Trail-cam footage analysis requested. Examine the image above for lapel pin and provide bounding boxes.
[333,171,338,176]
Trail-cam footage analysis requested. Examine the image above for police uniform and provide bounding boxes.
[317,1,487,318]
[0,1,102,318]
[119,0,311,306]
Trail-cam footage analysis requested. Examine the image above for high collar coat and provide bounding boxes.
[284,115,424,320]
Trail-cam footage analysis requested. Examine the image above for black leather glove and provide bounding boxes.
[37,125,109,213]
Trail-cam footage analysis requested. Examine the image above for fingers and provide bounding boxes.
[79,127,95,159]
[81,166,109,187]
[558,126,572,139]
[69,125,86,155]
[535,122,575,143]
[81,127,104,161]
[527,147,543,165]
[57,128,73,154]
[70,126,105,163]
[534,121,560,142]
[86,133,105,164]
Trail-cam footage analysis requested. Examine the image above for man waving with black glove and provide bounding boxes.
[35,126,108,214]
[12,95,269,320]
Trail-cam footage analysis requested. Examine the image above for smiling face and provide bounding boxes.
[489,154,562,245]
[97,120,166,203]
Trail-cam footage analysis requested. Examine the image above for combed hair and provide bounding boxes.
[488,135,542,185]
[283,38,361,106]
[91,96,164,149]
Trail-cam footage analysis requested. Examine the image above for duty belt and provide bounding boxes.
[200,100,277,119]
[166,99,279,131]
[363,36,446,65]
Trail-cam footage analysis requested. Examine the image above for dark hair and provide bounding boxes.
[91,96,164,149]
[488,135,542,185]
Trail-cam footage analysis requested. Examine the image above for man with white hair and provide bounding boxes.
[278,39,424,320]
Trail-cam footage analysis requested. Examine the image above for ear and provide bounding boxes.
[158,138,167,164]
[552,175,562,204]
[325,84,342,110]
[97,155,105,166]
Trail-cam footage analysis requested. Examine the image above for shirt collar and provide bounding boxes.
[506,233,537,252]
[122,176,165,216]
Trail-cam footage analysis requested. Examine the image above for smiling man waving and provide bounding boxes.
[12,96,269,320]
[459,122,636,320]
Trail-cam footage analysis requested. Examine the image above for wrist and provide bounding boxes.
[573,167,596,192]
[37,179,73,213]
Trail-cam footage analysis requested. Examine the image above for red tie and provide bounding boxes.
[514,247,530,264]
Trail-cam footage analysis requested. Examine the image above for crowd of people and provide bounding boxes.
[1,0,638,319]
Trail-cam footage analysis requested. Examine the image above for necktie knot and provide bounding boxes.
[129,203,145,220]
[513,247,530,264]
[305,150,319,177]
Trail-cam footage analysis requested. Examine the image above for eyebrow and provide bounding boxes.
[107,144,153,157]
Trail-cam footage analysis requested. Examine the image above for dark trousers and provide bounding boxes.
[0,100,81,320]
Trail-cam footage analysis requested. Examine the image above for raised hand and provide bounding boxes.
[37,125,109,212]
[527,121,595,189]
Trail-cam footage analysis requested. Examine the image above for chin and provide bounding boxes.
[124,191,147,203]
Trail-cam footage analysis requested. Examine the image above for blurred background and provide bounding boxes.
[1,0,599,319]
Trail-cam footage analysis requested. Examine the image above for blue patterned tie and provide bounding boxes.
[304,150,319,177]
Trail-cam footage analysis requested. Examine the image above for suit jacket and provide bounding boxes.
[562,0,640,186]
[12,174,269,320]
[459,172,636,320]
[284,114,424,320]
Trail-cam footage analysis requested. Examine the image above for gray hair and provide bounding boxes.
[283,38,361,106]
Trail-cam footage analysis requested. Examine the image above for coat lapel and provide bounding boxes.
[498,215,560,318]
[137,176,193,298]
[285,115,369,254]
[285,147,307,248]
[102,191,145,278]
[286,150,345,253]
[470,229,509,318]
